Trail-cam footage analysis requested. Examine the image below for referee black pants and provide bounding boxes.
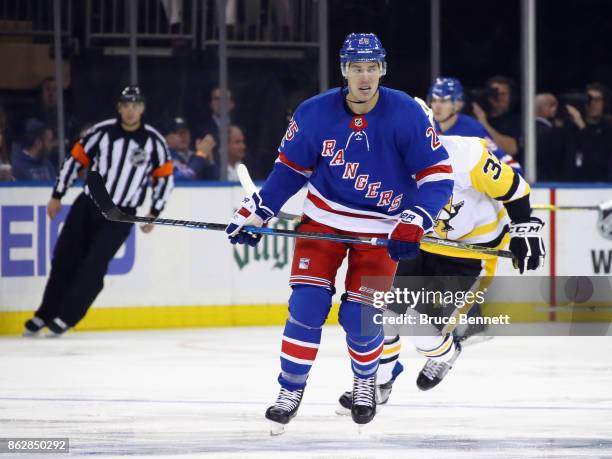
[35,193,134,327]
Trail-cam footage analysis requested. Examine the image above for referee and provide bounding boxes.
[24,86,174,337]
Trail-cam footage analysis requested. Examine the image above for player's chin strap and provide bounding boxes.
[437,111,457,125]
[345,87,380,105]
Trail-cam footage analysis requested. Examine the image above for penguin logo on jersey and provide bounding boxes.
[129,147,148,166]
[435,199,464,235]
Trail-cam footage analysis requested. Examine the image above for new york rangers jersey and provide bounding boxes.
[435,114,522,173]
[424,135,530,260]
[260,87,454,234]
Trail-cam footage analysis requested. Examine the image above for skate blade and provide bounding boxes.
[268,420,285,436]
[22,330,42,338]
[335,404,351,416]
[45,332,64,338]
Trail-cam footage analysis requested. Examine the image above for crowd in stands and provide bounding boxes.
[0,81,250,183]
[1,75,611,184]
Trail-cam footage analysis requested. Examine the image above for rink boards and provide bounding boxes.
[1,182,611,334]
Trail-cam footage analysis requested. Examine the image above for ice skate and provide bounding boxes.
[336,361,403,415]
[416,341,462,391]
[351,375,376,425]
[265,387,304,435]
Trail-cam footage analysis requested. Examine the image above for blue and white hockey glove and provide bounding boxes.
[509,217,546,274]
[225,192,274,247]
[387,208,432,261]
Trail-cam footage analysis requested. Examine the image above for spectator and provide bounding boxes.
[0,106,14,181]
[561,83,612,181]
[227,125,246,181]
[11,120,56,181]
[579,83,612,181]
[535,93,573,181]
[427,77,521,173]
[472,75,521,158]
[164,116,218,180]
[194,87,235,166]
[18,77,76,169]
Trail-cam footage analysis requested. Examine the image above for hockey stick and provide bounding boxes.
[87,171,513,257]
[235,164,514,258]
[532,200,612,240]
[532,204,600,211]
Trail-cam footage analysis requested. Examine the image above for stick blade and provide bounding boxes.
[236,163,258,195]
[86,171,115,214]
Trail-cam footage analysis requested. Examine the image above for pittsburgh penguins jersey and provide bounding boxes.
[435,113,522,173]
[422,135,530,259]
[261,86,454,234]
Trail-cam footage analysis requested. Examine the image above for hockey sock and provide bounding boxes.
[377,335,402,385]
[413,333,456,362]
[339,300,384,378]
[278,286,332,390]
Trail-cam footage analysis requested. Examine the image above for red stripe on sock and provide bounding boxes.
[347,342,383,363]
[282,340,319,361]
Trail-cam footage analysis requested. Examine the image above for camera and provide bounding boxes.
[464,86,499,117]
[559,92,590,108]
[557,92,590,121]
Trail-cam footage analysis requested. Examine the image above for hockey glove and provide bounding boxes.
[225,192,274,246]
[387,208,431,261]
[509,217,546,274]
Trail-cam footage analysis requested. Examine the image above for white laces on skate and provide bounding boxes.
[274,388,303,412]
[353,376,376,407]
[422,359,447,381]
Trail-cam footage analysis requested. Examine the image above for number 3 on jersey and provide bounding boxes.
[426,127,441,150]
[483,153,502,180]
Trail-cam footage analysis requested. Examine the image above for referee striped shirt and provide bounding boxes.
[53,118,174,216]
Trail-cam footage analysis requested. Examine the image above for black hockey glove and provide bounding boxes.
[508,217,546,274]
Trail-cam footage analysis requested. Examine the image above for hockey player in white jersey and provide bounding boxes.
[337,100,545,412]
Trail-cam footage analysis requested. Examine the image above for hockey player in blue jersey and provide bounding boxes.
[225,33,454,433]
[429,77,522,173]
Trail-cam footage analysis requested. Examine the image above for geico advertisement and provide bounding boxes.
[0,185,310,312]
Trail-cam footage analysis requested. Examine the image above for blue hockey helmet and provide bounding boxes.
[428,77,464,103]
[339,33,386,77]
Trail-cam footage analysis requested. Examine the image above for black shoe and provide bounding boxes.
[265,387,304,435]
[46,318,69,337]
[416,341,462,391]
[351,375,376,425]
[23,317,45,336]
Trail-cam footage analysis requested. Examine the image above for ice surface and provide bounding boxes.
[1,326,612,458]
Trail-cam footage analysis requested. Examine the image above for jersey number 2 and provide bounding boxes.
[426,127,441,150]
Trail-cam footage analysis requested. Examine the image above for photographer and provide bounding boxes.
[535,93,575,181]
[560,83,612,182]
[471,76,521,159]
